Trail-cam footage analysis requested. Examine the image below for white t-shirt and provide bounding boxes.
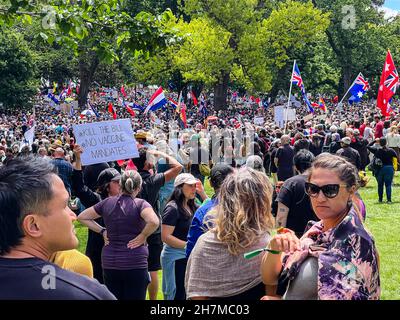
[363,127,373,142]
[386,133,400,148]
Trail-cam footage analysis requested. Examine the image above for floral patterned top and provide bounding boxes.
[279,206,380,300]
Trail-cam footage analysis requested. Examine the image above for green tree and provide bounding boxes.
[0,29,38,109]
[1,0,176,107]
[307,0,391,94]
[178,0,329,109]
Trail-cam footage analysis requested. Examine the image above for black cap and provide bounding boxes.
[96,168,121,187]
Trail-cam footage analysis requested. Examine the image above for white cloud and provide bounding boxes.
[380,6,398,19]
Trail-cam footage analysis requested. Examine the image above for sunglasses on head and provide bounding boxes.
[305,182,348,199]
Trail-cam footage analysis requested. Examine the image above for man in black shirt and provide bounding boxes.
[132,147,182,300]
[0,156,115,299]
[276,150,318,238]
[336,137,362,170]
[275,135,295,182]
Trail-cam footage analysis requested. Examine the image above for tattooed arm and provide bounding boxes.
[276,202,289,229]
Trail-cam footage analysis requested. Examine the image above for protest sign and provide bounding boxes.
[73,119,139,165]
[274,106,296,127]
[254,116,265,125]
[303,114,314,122]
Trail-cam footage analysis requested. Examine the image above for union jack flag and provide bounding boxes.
[291,62,314,113]
[384,69,399,94]
[292,63,304,88]
[355,74,370,91]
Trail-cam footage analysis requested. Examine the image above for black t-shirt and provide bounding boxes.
[277,174,318,237]
[368,146,397,166]
[137,170,165,234]
[276,145,294,173]
[336,147,361,169]
[162,201,194,241]
[0,257,116,300]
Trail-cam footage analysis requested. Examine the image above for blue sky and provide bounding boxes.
[385,0,400,11]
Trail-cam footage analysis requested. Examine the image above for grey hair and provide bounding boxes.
[120,170,142,195]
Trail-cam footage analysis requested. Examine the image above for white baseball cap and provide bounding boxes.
[174,173,198,187]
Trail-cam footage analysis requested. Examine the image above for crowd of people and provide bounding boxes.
[0,86,399,300]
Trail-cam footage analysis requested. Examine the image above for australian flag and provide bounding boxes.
[88,102,100,118]
[291,62,314,113]
[349,73,370,104]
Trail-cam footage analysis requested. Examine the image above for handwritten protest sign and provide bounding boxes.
[254,116,265,125]
[274,106,296,128]
[73,119,139,165]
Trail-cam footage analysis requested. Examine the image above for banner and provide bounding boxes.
[73,119,139,165]
[253,116,265,125]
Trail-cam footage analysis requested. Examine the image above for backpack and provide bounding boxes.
[368,156,383,175]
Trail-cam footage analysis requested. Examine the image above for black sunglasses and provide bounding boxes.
[305,182,348,199]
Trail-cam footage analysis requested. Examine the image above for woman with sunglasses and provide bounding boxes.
[261,154,380,300]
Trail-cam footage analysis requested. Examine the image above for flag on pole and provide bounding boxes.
[377,50,399,116]
[130,103,144,112]
[67,81,73,95]
[167,97,179,110]
[144,87,167,113]
[88,102,100,118]
[291,62,314,113]
[108,102,117,120]
[348,73,370,104]
[312,97,327,112]
[179,105,187,129]
[125,103,136,117]
[59,88,67,101]
[121,85,127,98]
[176,92,187,128]
[47,93,60,105]
[191,91,198,106]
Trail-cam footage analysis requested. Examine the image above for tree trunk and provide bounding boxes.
[78,53,99,109]
[339,66,353,97]
[214,72,230,111]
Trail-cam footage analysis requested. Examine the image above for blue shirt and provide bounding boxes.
[186,197,217,257]
[51,158,73,193]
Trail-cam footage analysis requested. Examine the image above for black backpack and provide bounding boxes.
[368,156,383,175]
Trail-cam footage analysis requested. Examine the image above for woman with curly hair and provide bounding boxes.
[185,168,274,300]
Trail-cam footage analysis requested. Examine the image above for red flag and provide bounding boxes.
[108,102,117,120]
[377,50,399,116]
[121,85,127,98]
[126,105,136,117]
[333,96,338,104]
[191,91,198,106]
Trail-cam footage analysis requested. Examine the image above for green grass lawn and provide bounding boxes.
[359,171,400,300]
[74,173,400,300]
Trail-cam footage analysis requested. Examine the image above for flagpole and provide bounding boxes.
[338,72,361,106]
[332,72,360,123]
[284,60,296,134]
